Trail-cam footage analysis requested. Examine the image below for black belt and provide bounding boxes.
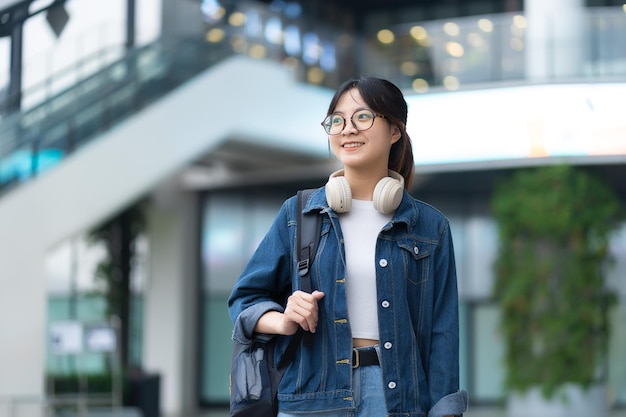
[352,347,379,368]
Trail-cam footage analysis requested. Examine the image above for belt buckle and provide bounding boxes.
[352,348,359,369]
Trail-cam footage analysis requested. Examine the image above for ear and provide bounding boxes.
[390,125,402,144]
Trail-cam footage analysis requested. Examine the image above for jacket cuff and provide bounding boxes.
[232,300,285,343]
[428,390,468,417]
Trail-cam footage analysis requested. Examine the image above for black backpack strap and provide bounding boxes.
[296,188,321,293]
[278,188,322,368]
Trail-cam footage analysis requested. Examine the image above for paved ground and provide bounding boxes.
[196,406,626,417]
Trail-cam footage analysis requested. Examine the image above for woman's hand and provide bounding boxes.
[283,290,325,334]
[255,290,325,335]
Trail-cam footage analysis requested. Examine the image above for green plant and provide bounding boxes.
[88,202,145,371]
[48,373,116,394]
[491,164,622,399]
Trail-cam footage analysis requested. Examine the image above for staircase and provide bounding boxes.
[0,38,332,399]
[0,38,231,195]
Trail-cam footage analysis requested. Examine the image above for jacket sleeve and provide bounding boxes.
[227,197,295,339]
[428,220,468,417]
[428,390,468,417]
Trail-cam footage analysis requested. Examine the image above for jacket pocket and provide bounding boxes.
[397,239,431,285]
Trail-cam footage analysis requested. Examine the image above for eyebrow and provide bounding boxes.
[331,106,371,115]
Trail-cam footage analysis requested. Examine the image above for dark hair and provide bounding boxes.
[326,76,414,189]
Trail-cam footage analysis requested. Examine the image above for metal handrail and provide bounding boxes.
[0,37,232,196]
[0,395,51,417]
[0,44,126,115]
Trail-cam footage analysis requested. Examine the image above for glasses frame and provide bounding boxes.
[321,109,385,135]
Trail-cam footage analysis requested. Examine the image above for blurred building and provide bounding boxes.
[0,0,625,416]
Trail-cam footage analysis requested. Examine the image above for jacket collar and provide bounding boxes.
[303,187,419,230]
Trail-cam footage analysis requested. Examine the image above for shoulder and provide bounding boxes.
[401,191,449,223]
[412,197,449,223]
[400,193,452,238]
[275,187,325,224]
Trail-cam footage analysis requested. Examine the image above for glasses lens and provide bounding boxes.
[353,110,375,131]
[323,114,345,134]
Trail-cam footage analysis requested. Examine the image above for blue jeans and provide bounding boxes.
[277,365,386,417]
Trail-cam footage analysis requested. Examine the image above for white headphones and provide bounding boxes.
[325,169,405,214]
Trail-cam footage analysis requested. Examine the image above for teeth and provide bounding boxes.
[344,143,362,148]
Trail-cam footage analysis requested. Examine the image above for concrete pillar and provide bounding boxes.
[143,183,199,417]
[0,243,46,417]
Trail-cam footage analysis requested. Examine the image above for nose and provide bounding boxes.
[341,118,358,135]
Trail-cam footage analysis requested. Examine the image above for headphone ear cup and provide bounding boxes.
[373,177,403,214]
[325,175,352,213]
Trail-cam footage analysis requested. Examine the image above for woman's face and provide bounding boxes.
[328,88,401,172]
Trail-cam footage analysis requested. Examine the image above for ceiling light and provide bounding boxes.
[412,78,429,93]
[377,29,395,44]
[443,22,460,36]
[478,18,493,33]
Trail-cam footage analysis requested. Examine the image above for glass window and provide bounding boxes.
[45,233,146,376]
[200,186,299,404]
[471,303,506,401]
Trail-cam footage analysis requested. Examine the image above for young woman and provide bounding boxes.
[228,76,467,417]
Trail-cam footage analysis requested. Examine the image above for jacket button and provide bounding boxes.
[384,341,392,349]
[388,381,397,389]
[381,300,390,308]
[414,246,419,255]
[379,259,388,267]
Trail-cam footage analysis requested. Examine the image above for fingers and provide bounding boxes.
[311,290,325,300]
[284,290,325,333]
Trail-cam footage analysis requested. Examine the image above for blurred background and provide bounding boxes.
[0,0,625,416]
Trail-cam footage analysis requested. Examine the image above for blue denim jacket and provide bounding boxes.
[228,187,468,417]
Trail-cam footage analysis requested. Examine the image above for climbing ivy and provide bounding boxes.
[491,164,623,399]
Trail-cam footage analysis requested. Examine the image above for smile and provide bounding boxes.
[343,142,363,148]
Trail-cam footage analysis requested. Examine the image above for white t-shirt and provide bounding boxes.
[339,199,393,340]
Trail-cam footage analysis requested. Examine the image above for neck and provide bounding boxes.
[343,167,389,200]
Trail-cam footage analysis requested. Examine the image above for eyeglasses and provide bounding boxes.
[321,109,385,135]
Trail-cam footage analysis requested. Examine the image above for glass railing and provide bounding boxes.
[0,44,128,116]
[361,7,626,92]
[0,38,232,196]
[201,3,626,91]
[1,3,625,197]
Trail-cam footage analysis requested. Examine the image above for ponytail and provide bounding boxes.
[389,127,414,189]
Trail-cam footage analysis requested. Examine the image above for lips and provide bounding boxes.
[343,142,364,148]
